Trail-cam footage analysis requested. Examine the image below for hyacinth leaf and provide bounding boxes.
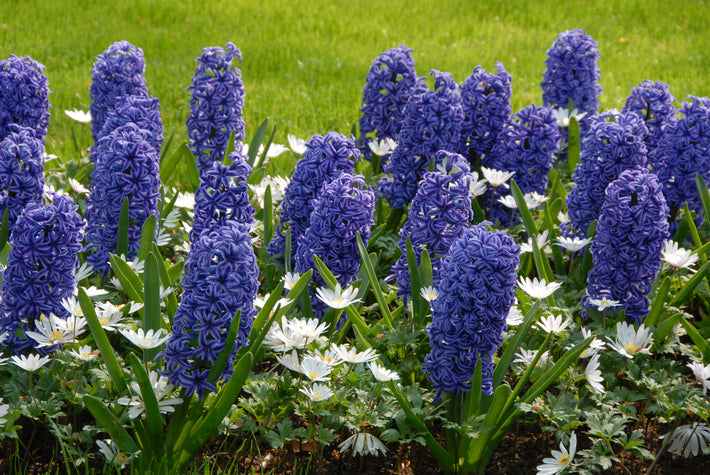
[127,352,164,459]
[151,243,179,318]
[386,381,454,471]
[247,118,269,169]
[492,300,542,389]
[83,395,139,455]
[159,189,179,232]
[653,312,684,345]
[504,332,553,412]
[669,259,710,307]
[248,281,288,361]
[696,173,710,235]
[465,382,512,472]
[116,197,130,259]
[160,129,175,162]
[143,251,161,361]
[159,142,192,186]
[679,318,710,363]
[645,276,671,328]
[284,225,292,274]
[176,351,254,472]
[683,203,707,265]
[357,232,394,328]
[543,203,565,276]
[567,116,581,173]
[222,129,237,165]
[510,180,553,282]
[405,236,425,324]
[0,207,8,252]
[471,198,486,223]
[420,248,433,288]
[263,184,273,248]
[547,167,567,204]
[136,214,157,264]
[78,288,128,394]
[207,310,241,384]
[254,124,277,170]
[109,255,145,312]
[463,358,483,420]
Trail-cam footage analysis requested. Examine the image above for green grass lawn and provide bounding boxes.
[2,0,710,173]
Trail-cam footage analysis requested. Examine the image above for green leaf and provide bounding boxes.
[207,310,241,384]
[136,214,157,262]
[645,276,671,328]
[151,243,179,318]
[463,359,483,420]
[680,318,710,363]
[128,353,164,458]
[222,129,237,163]
[143,251,162,360]
[356,232,393,328]
[405,236,425,324]
[160,142,192,185]
[247,118,269,168]
[263,185,273,249]
[116,197,130,258]
[653,312,684,345]
[78,288,128,393]
[109,254,145,313]
[696,173,710,235]
[83,395,139,454]
[567,116,581,173]
[670,259,710,307]
[492,300,542,389]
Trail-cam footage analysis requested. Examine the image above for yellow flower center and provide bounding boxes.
[308,370,319,380]
[625,343,638,354]
[99,317,109,326]
[50,330,65,343]
[333,298,345,306]
[558,454,570,466]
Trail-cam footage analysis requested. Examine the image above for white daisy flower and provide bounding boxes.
[579,328,606,358]
[96,439,133,469]
[117,371,183,419]
[276,350,302,372]
[606,321,653,359]
[68,177,89,195]
[287,134,308,155]
[555,236,592,252]
[587,296,621,312]
[419,285,438,302]
[520,230,550,254]
[306,348,342,367]
[661,423,710,458]
[662,240,699,271]
[524,191,549,209]
[687,361,710,395]
[119,328,170,350]
[174,192,195,210]
[536,432,576,474]
[70,345,100,362]
[288,317,328,344]
[300,382,334,402]
[11,354,51,372]
[513,348,549,367]
[64,108,91,123]
[467,172,488,197]
[265,143,289,159]
[517,277,562,299]
[537,314,572,335]
[299,356,333,382]
[338,432,387,456]
[368,138,397,157]
[551,107,586,128]
[585,353,605,394]
[481,167,515,188]
[506,305,524,326]
[497,194,518,209]
[332,344,378,364]
[283,272,300,291]
[26,314,83,348]
[368,361,400,382]
[95,302,126,332]
[315,283,361,309]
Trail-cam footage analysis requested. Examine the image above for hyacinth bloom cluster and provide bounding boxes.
[84,124,161,275]
[268,132,358,262]
[99,93,164,154]
[392,151,474,303]
[190,150,254,242]
[564,112,649,238]
[0,194,85,352]
[458,62,513,162]
[89,41,148,142]
[358,45,424,158]
[584,168,669,323]
[163,221,258,400]
[0,126,45,234]
[186,42,245,174]
[621,80,678,171]
[0,55,51,141]
[483,104,560,223]
[377,70,464,209]
[423,224,520,399]
[654,97,710,229]
[541,29,602,116]
[294,173,375,317]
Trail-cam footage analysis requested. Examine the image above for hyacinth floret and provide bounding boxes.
[190,150,254,242]
[0,54,51,141]
[541,29,602,116]
[0,125,46,235]
[186,42,245,175]
[423,224,520,399]
[84,123,161,275]
[162,221,258,401]
[294,173,375,318]
[358,45,425,159]
[584,168,669,323]
[482,104,560,223]
[564,112,649,237]
[392,151,474,303]
[654,96,710,229]
[99,92,164,154]
[268,132,359,263]
[0,193,85,352]
[377,70,464,209]
[458,62,513,162]
[621,80,677,172]
[89,41,148,141]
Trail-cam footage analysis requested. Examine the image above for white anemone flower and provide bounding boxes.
[524,191,549,209]
[468,172,488,197]
[606,321,653,359]
[283,272,301,291]
[506,305,524,326]
[517,277,562,299]
[117,371,183,419]
[61,295,83,318]
[276,350,301,372]
[662,240,699,271]
[26,314,84,348]
[299,356,333,382]
[287,134,308,155]
[96,302,126,332]
[585,353,605,394]
[11,354,52,372]
[520,230,550,254]
[0,400,10,426]
[587,296,621,312]
[555,236,592,252]
[537,314,572,335]
[70,345,100,362]
[119,328,170,350]
[265,143,289,159]
[315,283,361,309]
[368,361,400,382]
[174,191,195,210]
[307,348,342,367]
[419,286,438,302]
[480,167,515,188]
[332,344,378,364]
[68,177,89,195]
[96,439,133,469]
[338,432,387,456]
[368,138,397,157]
[64,108,92,123]
[300,383,335,402]
[497,194,518,209]
[579,328,606,358]
[661,423,710,458]
[287,317,328,344]
[513,348,549,367]
[265,317,305,351]
[687,361,710,394]
[551,107,587,128]
[536,432,576,474]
